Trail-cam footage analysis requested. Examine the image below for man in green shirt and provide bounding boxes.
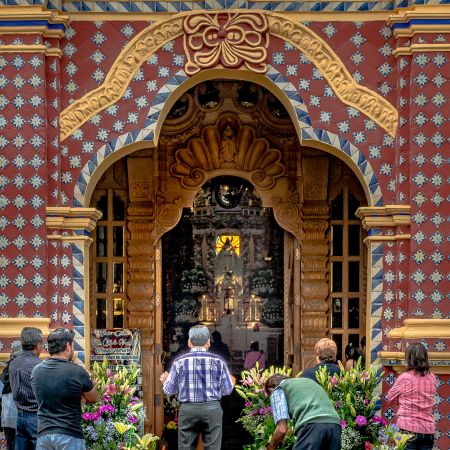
[265,374,341,450]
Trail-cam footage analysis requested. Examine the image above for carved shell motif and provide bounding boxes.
[170,115,285,190]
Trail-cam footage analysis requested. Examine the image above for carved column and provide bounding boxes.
[126,158,156,432]
[300,157,330,370]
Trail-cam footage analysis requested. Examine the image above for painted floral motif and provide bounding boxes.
[183,12,269,75]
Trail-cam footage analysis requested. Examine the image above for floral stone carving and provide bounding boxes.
[170,114,285,190]
[183,12,269,75]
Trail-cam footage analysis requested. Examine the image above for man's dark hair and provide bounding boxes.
[265,374,289,395]
[212,331,222,343]
[406,342,430,376]
[21,327,43,351]
[47,328,75,355]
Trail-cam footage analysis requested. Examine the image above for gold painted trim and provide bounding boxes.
[0,318,51,338]
[388,5,450,38]
[364,234,410,243]
[380,351,450,374]
[60,16,184,141]
[269,15,397,136]
[393,43,450,56]
[66,11,394,22]
[46,207,102,232]
[0,45,62,58]
[356,205,410,229]
[0,6,69,37]
[387,319,450,339]
[60,11,398,141]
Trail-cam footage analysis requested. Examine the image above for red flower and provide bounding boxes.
[364,442,372,450]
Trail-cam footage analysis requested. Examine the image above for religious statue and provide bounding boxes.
[220,125,237,164]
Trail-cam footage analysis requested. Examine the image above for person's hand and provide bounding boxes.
[160,371,169,383]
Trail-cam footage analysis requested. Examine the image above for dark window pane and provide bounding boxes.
[96,298,106,329]
[349,334,360,349]
[96,226,107,257]
[113,263,124,293]
[348,262,360,292]
[113,195,125,220]
[332,262,342,292]
[348,298,360,328]
[332,225,343,256]
[96,263,107,293]
[332,334,343,362]
[331,298,342,328]
[331,192,343,219]
[348,226,360,256]
[113,227,124,256]
[348,192,360,219]
[96,195,108,220]
[113,298,124,328]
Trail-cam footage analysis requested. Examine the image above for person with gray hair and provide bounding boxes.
[9,327,43,450]
[160,325,234,449]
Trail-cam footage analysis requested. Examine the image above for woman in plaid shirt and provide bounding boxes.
[386,343,436,450]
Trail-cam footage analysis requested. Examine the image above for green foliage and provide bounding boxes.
[82,358,146,450]
[236,365,299,450]
[316,359,411,450]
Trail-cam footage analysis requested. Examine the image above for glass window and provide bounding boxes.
[349,262,360,292]
[331,298,342,328]
[331,193,343,219]
[332,225,343,256]
[348,225,360,256]
[113,195,125,220]
[113,227,124,256]
[96,263,107,293]
[348,298,360,328]
[332,262,342,293]
[96,299,107,329]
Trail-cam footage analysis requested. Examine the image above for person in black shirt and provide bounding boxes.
[31,328,98,450]
[1,341,22,449]
[9,327,43,450]
[302,338,341,383]
[210,331,231,361]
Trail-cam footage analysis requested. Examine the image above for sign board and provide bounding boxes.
[90,329,142,395]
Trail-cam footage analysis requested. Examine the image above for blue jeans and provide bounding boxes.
[15,411,37,450]
[36,434,86,450]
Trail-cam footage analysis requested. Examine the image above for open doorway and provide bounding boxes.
[161,176,284,448]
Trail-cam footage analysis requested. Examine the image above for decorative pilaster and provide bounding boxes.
[126,157,156,432]
[300,157,330,370]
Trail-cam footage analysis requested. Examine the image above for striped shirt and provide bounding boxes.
[386,370,436,434]
[9,351,41,412]
[163,347,233,403]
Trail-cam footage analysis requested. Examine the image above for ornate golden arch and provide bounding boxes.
[60,11,398,141]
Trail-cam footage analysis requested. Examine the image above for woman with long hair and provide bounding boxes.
[386,342,436,450]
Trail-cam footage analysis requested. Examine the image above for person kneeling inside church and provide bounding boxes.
[265,374,341,450]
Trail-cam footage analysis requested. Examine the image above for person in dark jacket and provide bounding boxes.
[302,338,341,383]
[1,341,22,449]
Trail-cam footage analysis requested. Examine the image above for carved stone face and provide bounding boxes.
[215,181,243,209]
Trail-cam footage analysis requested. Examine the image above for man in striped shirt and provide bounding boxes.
[160,325,234,450]
[9,327,43,450]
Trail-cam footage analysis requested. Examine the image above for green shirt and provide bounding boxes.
[278,378,341,433]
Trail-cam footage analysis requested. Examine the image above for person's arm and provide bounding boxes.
[83,385,98,404]
[267,389,290,450]
[161,364,179,396]
[386,374,406,404]
[220,362,234,396]
[267,419,288,450]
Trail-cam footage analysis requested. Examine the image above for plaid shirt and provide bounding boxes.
[386,371,436,434]
[270,387,290,425]
[163,347,233,403]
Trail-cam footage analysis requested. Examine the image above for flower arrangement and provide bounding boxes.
[181,267,210,294]
[173,297,200,324]
[82,359,147,449]
[316,360,411,450]
[164,395,180,431]
[114,423,159,450]
[249,268,275,297]
[236,365,297,450]
[261,298,283,327]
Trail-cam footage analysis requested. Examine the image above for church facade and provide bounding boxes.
[0,1,449,447]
